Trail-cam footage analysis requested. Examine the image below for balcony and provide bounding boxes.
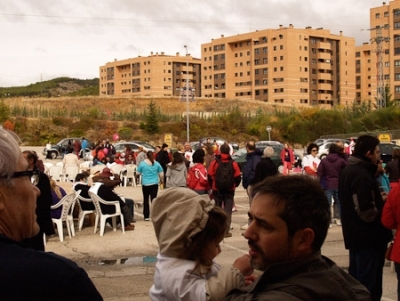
[317,41,331,50]
[318,52,331,60]
[317,73,332,80]
[317,62,332,70]
[317,83,332,90]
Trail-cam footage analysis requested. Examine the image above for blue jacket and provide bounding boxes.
[242,149,262,189]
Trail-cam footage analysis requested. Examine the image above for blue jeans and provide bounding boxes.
[349,247,386,301]
[325,189,340,219]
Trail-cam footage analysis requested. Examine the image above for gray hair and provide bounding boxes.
[0,129,21,185]
[262,146,275,158]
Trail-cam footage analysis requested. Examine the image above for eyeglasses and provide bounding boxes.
[311,149,318,152]
[11,170,39,185]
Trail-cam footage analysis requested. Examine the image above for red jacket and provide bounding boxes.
[208,153,241,191]
[280,147,295,164]
[382,185,400,263]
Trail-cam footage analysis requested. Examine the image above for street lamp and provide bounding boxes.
[184,45,190,142]
[266,126,272,141]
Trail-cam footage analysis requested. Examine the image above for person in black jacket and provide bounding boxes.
[339,135,393,301]
[156,143,170,185]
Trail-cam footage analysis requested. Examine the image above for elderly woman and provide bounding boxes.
[251,146,279,186]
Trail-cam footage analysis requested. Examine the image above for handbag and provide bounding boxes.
[385,240,394,261]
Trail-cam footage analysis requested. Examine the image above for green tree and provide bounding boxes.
[144,100,160,134]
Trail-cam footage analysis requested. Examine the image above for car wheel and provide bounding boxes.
[278,164,284,174]
[50,152,58,160]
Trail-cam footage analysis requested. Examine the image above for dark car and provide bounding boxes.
[380,142,400,164]
[232,141,301,174]
[42,138,90,160]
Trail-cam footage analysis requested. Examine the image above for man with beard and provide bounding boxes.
[224,175,371,301]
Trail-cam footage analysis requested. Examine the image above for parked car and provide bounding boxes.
[114,141,155,154]
[42,138,89,160]
[380,142,400,164]
[314,138,350,147]
[232,141,301,174]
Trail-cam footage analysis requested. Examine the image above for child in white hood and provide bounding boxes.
[150,187,253,301]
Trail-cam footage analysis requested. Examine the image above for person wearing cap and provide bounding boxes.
[0,129,103,300]
[91,168,135,230]
[149,187,254,301]
[224,175,371,301]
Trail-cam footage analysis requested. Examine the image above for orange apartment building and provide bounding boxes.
[99,52,202,97]
[356,0,400,106]
[201,24,356,107]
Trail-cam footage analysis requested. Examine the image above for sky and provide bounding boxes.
[0,0,386,87]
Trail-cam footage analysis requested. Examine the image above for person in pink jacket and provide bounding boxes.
[382,184,400,299]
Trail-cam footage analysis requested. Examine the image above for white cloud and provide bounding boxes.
[0,0,385,86]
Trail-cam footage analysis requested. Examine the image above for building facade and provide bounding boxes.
[201,25,356,107]
[358,0,400,107]
[99,52,202,97]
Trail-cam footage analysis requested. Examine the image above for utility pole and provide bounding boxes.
[368,25,390,109]
[184,45,190,143]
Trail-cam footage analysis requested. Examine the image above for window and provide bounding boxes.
[395,60,400,67]
[255,69,260,75]
[395,35,400,42]
[263,79,268,85]
[395,86,400,93]
[385,62,390,67]
[254,59,260,65]
[280,67,284,71]
[395,47,400,55]
[395,22,400,29]
[263,58,268,64]
[273,46,277,51]
[375,13,380,19]
[263,47,268,53]
[280,56,283,60]
[395,73,400,81]
[255,49,259,55]
[280,45,283,50]
[395,9,400,17]
[263,68,268,74]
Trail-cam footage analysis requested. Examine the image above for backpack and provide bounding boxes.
[215,158,234,191]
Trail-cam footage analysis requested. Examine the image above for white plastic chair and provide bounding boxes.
[90,164,105,175]
[43,162,54,175]
[64,165,79,182]
[121,164,137,187]
[111,164,124,177]
[79,161,92,173]
[76,194,96,231]
[89,191,125,236]
[49,165,63,182]
[51,190,80,242]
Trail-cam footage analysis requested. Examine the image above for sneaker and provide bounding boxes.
[232,205,237,212]
[240,224,249,230]
[224,232,232,238]
[144,218,150,221]
[336,219,342,226]
[125,225,135,231]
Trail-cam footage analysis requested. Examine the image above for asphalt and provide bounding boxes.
[22,147,398,301]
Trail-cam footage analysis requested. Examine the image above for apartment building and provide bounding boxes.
[201,25,356,107]
[358,0,400,105]
[99,52,201,97]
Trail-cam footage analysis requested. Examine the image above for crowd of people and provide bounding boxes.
[2,129,400,300]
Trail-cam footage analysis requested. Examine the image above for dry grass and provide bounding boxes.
[3,96,291,115]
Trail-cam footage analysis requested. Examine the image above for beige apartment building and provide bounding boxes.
[357,0,400,106]
[99,52,201,97]
[201,25,356,107]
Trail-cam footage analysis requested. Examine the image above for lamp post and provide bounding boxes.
[184,45,190,143]
[266,126,272,141]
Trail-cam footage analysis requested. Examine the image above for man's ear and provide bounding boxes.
[294,228,315,253]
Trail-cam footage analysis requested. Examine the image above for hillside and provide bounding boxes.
[0,77,99,97]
